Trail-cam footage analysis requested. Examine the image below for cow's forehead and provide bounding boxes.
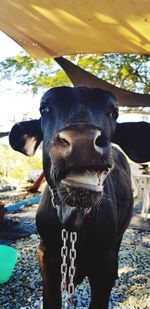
[40,87,118,109]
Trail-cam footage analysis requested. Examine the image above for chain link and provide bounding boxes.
[61,229,77,296]
[49,187,57,209]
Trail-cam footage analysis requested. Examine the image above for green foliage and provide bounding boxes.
[76,54,150,93]
[34,69,71,88]
[0,143,42,180]
[0,53,71,93]
[0,52,149,94]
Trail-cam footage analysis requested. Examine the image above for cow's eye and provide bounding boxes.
[40,106,50,115]
[108,110,118,120]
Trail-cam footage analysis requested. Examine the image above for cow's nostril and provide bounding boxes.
[95,134,107,148]
[57,133,70,147]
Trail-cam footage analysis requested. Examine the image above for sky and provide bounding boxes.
[0,31,149,132]
[0,31,40,132]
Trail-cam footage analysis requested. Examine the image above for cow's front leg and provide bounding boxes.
[38,240,61,309]
[89,276,113,309]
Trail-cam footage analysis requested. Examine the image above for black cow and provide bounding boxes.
[9,87,150,309]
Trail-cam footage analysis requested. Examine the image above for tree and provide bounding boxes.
[0,53,149,95]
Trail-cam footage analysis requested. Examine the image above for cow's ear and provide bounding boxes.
[112,122,150,163]
[9,119,43,156]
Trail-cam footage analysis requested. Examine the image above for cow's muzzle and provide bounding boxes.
[50,125,113,196]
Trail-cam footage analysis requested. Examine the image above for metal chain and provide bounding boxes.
[68,232,77,295]
[49,186,57,209]
[61,229,77,295]
[61,229,69,292]
[49,190,78,307]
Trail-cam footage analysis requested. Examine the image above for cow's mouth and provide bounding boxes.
[55,166,109,209]
[61,168,107,192]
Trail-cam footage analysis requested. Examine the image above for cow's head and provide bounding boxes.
[9,87,150,228]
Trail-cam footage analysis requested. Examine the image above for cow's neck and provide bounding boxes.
[49,186,90,231]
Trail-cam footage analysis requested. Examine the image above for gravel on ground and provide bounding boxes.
[0,227,150,309]
[0,192,150,309]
